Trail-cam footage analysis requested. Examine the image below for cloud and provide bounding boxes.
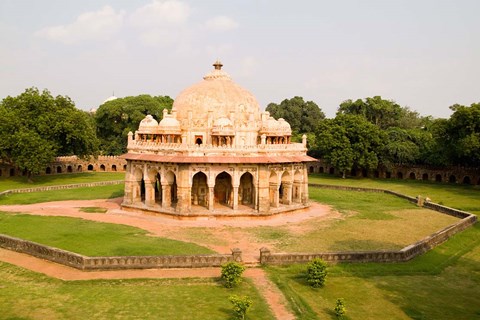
[205,16,239,32]
[35,6,125,44]
[128,0,191,47]
[129,0,190,28]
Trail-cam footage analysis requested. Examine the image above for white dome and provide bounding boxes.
[138,115,158,132]
[102,95,118,104]
[159,115,181,134]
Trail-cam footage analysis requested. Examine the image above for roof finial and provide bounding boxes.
[213,60,223,70]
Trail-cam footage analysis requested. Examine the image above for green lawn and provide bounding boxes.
[0,263,274,320]
[0,172,125,192]
[266,223,480,320]
[0,212,213,256]
[309,173,480,215]
[0,184,124,205]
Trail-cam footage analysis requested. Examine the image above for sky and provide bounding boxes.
[1,0,479,118]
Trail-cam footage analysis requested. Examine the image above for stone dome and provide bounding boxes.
[138,115,158,132]
[159,115,181,134]
[172,61,261,129]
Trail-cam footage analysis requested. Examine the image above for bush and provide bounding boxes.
[229,295,252,320]
[334,298,346,318]
[221,262,246,288]
[306,258,328,288]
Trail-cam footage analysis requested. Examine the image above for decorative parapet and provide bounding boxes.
[0,234,242,270]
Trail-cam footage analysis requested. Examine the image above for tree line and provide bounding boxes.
[267,96,480,178]
[0,87,478,180]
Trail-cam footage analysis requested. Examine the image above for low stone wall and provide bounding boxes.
[0,234,241,270]
[260,185,477,265]
[0,180,124,197]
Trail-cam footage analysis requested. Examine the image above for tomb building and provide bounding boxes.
[121,61,315,217]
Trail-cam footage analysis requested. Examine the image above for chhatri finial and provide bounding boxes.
[213,60,223,70]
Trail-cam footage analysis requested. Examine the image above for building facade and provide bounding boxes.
[121,61,315,217]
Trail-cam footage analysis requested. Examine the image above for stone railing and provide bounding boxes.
[0,180,124,196]
[259,184,477,265]
[0,234,242,270]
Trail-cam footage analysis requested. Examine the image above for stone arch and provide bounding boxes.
[123,165,127,171]
[409,172,416,180]
[396,172,403,179]
[280,171,292,205]
[435,174,442,182]
[329,167,335,175]
[192,171,209,208]
[449,175,456,183]
[132,167,145,204]
[462,176,471,184]
[309,166,314,173]
[269,170,279,207]
[112,165,117,172]
[422,173,429,181]
[46,167,51,174]
[239,172,254,208]
[9,168,15,177]
[56,166,62,174]
[77,165,83,172]
[67,165,73,173]
[100,164,106,172]
[319,167,324,173]
[88,164,94,171]
[214,171,232,208]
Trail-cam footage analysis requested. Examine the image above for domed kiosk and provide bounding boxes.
[121,61,315,217]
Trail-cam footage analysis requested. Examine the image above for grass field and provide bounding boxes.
[266,223,480,320]
[309,173,480,215]
[0,172,125,192]
[0,262,274,320]
[0,213,213,256]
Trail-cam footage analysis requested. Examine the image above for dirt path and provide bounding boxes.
[0,199,334,319]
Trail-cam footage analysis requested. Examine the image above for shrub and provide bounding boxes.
[221,262,246,288]
[229,295,252,320]
[306,258,328,288]
[334,298,346,318]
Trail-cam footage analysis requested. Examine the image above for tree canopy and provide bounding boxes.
[94,94,173,155]
[0,88,99,179]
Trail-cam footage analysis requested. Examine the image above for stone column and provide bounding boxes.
[208,187,214,211]
[144,180,155,207]
[282,182,292,205]
[162,183,171,208]
[233,186,239,210]
[302,165,309,205]
[123,179,136,205]
[270,183,279,208]
[257,166,270,212]
[293,181,302,203]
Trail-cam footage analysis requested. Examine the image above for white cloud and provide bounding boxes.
[205,16,239,32]
[129,0,190,28]
[35,6,125,44]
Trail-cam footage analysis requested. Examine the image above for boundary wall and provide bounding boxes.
[260,184,477,265]
[0,180,123,197]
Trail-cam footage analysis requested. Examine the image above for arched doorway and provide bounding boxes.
[214,172,232,208]
[192,172,208,208]
[319,167,324,173]
[463,176,471,184]
[112,165,117,172]
[422,173,429,181]
[449,175,456,183]
[435,174,442,182]
[88,164,94,171]
[67,166,72,173]
[155,173,162,206]
[309,166,314,173]
[57,166,62,174]
[46,167,51,174]
[100,164,106,171]
[397,172,403,179]
[77,165,83,172]
[409,172,416,180]
[269,171,279,207]
[239,172,254,208]
[165,171,177,207]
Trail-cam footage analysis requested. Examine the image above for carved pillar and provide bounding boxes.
[208,187,214,211]
[270,183,279,208]
[144,180,155,207]
[233,186,239,210]
[162,183,171,208]
[293,182,302,203]
[282,182,292,205]
[302,165,309,205]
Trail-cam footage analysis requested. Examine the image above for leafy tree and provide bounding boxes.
[0,88,99,180]
[266,96,325,149]
[95,94,173,155]
[381,127,421,165]
[221,261,246,288]
[306,258,328,288]
[316,115,384,177]
[229,295,252,320]
[338,96,423,130]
